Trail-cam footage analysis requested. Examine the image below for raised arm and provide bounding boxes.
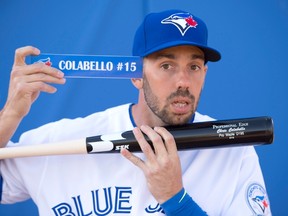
[0,46,66,147]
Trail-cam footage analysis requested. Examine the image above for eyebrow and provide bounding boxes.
[152,53,205,61]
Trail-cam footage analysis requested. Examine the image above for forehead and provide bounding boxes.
[146,45,205,60]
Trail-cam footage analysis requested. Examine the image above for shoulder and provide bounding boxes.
[194,112,215,122]
[18,103,132,145]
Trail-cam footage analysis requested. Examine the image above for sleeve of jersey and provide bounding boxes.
[160,188,208,216]
[223,147,272,215]
[0,173,3,202]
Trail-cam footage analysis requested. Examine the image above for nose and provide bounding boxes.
[176,69,191,90]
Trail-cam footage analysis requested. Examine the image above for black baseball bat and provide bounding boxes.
[0,116,273,159]
[86,116,273,153]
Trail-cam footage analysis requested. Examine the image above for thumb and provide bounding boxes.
[13,46,40,67]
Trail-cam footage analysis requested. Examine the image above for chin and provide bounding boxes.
[166,116,191,126]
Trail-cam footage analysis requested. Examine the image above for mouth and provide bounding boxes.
[171,99,192,115]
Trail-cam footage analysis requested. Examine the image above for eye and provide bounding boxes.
[161,63,173,70]
[190,64,201,71]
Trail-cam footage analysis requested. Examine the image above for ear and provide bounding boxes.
[204,64,208,75]
[202,65,208,90]
[131,78,143,90]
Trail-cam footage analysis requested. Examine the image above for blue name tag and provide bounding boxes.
[29,54,143,79]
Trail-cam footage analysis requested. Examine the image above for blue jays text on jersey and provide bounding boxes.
[51,186,163,216]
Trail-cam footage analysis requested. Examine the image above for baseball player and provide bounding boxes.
[0,10,271,215]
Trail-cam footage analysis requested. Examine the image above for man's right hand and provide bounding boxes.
[0,46,66,147]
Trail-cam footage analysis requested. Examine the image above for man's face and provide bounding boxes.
[142,45,207,125]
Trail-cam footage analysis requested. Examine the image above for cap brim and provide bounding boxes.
[142,41,221,62]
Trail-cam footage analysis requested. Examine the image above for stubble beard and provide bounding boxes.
[143,75,199,125]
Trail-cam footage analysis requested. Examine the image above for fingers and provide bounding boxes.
[11,46,66,95]
[13,45,64,81]
[5,46,66,119]
[14,46,40,67]
[120,127,154,173]
[153,126,178,155]
[121,126,183,204]
[12,46,64,78]
[121,125,178,167]
[121,148,147,172]
[12,45,65,88]
[13,62,65,80]
[137,125,177,156]
[139,126,170,162]
[133,126,162,160]
[10,63,65,95]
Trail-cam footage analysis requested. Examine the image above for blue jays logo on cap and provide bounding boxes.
[132,9,221,61]
[161,12,198,36]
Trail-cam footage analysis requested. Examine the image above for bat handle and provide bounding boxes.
[0,139,87,159]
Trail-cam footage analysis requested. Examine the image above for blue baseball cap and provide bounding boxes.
[132,10,221,62]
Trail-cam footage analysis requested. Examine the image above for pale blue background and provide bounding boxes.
[0,0,287,215]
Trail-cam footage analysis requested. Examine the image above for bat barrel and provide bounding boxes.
[86,116,274,153]
[167,116,274,150]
